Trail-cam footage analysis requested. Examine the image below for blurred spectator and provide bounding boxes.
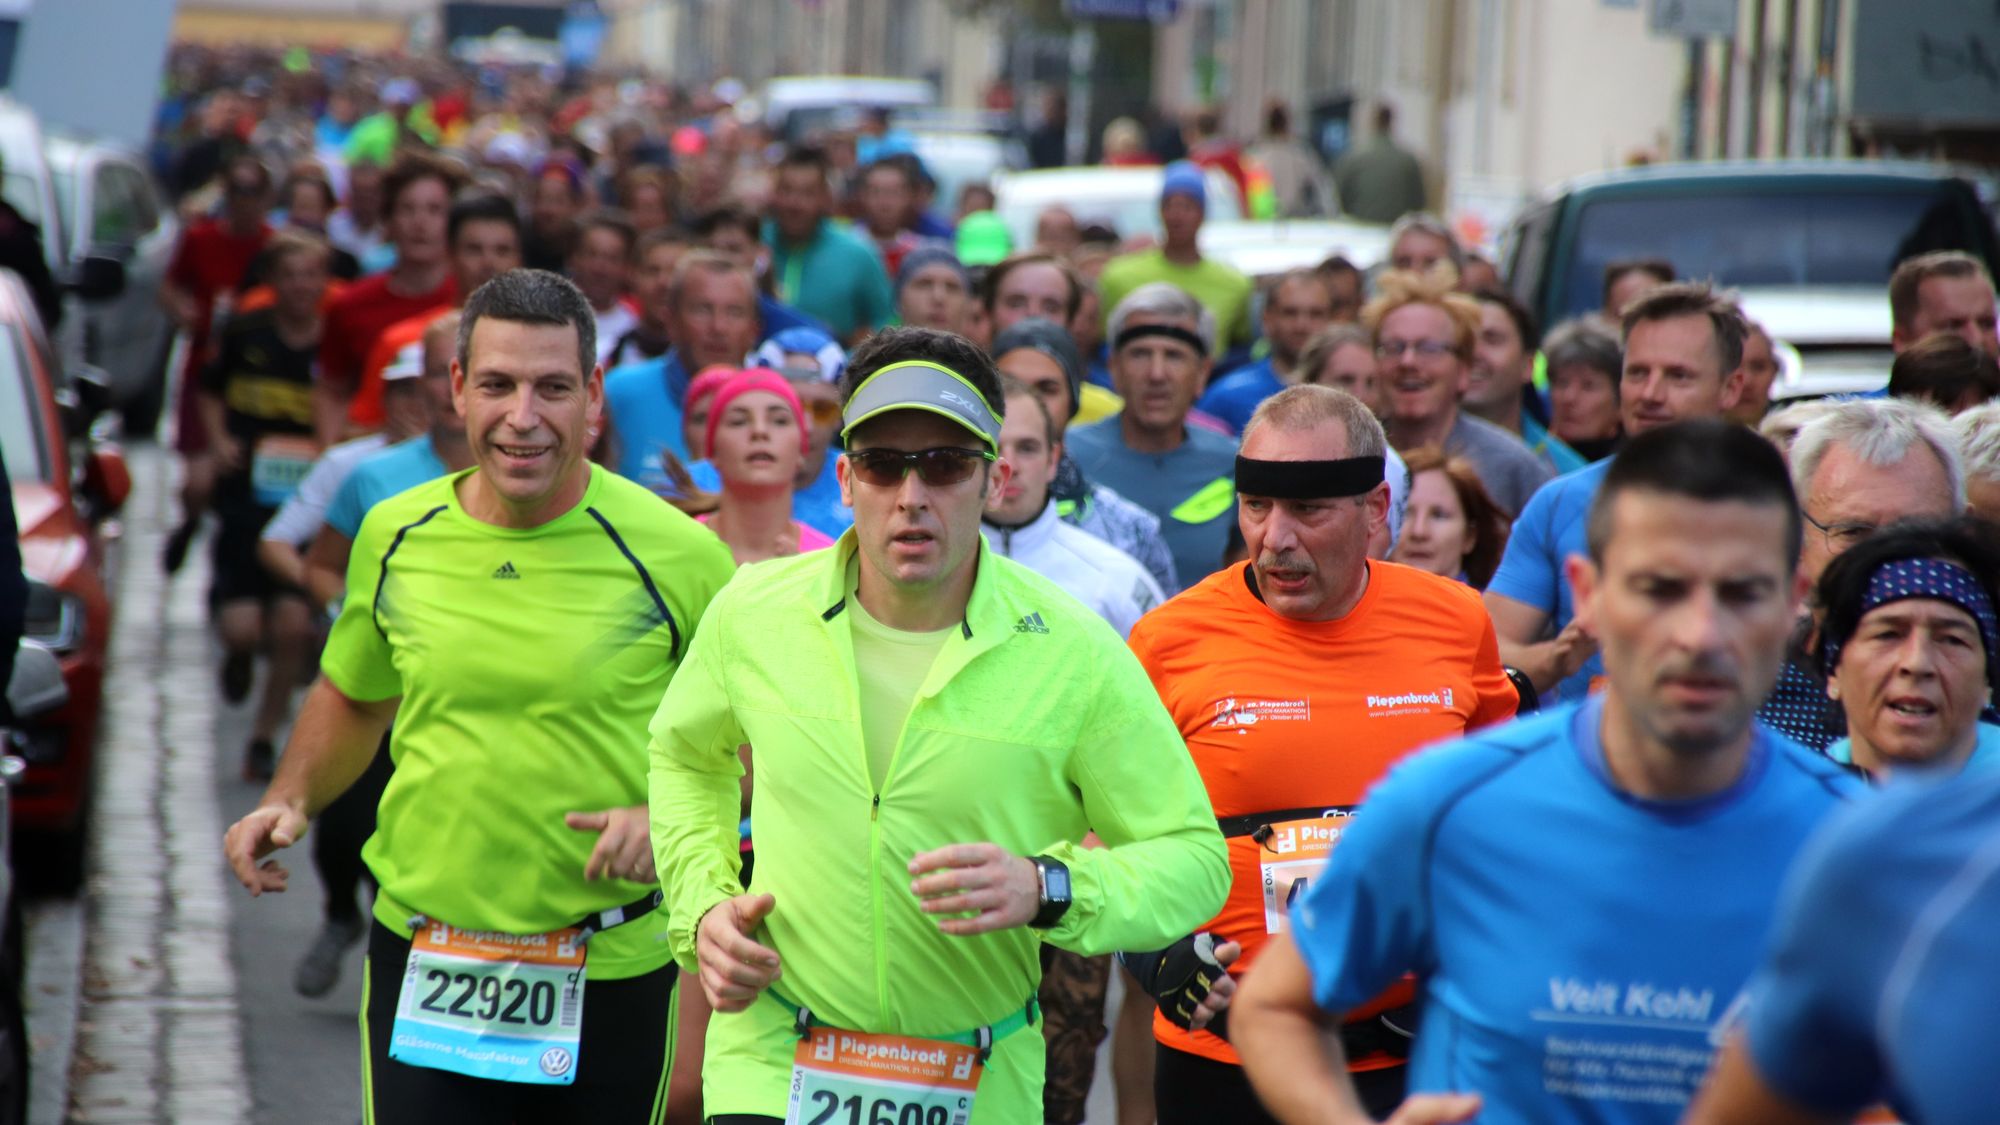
[1393,445,1510,589]
[1889,332,2000,414]
[854,159,928,278]
[524,159,586,271]
[764,147,895,344]
[1387,212,1463,276]
[1540,318,1624,461]
[1468,289,1585,473]
[1728,320,1782,425]
[1183,107,1254,208]
[326,160,388,269]
[1027,89,1068,169]
[1246,100,1332,218]
[1098,163,1252,358]
[570,211,639,365]
[1101,117,1154,167]
[1034,206,1081,257]
[1332,102,1427,224]
[173,89,249,201]
[1297,323,1380,414]
[1957,401,2000,522]
[616,166,677,234]
[896,246,972,335]
[1316,255,1364,324]
[1890,250,1999,362]
[1197,269,1336,434]
[1601,257,1675,321]
[610,227,691,368]
[689,205,828,342]
[1459,253,1502,294]
[955,183,997,223]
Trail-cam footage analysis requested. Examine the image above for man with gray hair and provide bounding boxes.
[1757,396,1966,749]
[1385,212,1463,278]
[1957,401,2000,522]
[1068,282,1240,588]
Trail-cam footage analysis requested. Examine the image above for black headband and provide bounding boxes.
[1114,322,1207,356]
[1234,455,1385,499]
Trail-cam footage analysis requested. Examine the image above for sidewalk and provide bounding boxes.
[64,445,250,1124]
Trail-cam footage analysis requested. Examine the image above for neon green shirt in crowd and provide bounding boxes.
[1097,248,1255,356]
[322,465,735,979]
[648,533,1229,1121]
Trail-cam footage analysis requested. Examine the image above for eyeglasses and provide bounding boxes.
[847,447,995,488]
[1375,339,1457,360]
[1803,510,1878,551]
[797,397,842,427]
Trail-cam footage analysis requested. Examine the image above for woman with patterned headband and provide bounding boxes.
[1814,517,2000,780]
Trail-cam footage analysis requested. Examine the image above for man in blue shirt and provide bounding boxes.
[1467,289,1588,475]
[1485,282,1749,703]
[763,147,895,345]
[1688,769,2000,1125]
[1067,283,1238,590]
[1197,268,1337,434]
[1230,419,1860,1125]
[601,252,761,484]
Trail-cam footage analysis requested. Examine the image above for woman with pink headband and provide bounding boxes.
[673,368,836,564]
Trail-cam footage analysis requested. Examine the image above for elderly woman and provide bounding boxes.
[1814,518,2000,779]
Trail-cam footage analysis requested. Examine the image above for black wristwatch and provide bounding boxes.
[1029,855,1072,929]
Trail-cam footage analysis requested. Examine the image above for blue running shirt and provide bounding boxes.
[1292,696,1860,1124]
[1485,459,1609,702]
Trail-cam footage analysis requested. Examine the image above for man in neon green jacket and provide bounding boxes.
[649,327,1230,1124]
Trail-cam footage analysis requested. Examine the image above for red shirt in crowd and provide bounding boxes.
[319,272,456,428]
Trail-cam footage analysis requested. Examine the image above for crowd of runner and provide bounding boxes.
[133,42,2000,1125]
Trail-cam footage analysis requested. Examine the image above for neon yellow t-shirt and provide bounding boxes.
[1097,249,1255,356]
[323,465,736,978]
[847,587,952,790]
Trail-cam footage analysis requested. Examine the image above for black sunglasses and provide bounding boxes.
[847,446,995,488]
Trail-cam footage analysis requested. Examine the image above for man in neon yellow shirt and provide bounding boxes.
[224,270,735,1122]
[1097,162,1254,359]
[649,327,1230,1124]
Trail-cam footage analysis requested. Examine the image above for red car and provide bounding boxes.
[2,267,127,891]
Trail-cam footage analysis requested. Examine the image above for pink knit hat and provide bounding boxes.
[702,368,809,460]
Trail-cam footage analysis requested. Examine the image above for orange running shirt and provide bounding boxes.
[1128,560,1518,1065]
[348,309,440,429]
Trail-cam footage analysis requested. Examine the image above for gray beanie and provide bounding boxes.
[989,317,1085,415]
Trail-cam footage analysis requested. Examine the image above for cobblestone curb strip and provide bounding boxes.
[68,448,250,1124]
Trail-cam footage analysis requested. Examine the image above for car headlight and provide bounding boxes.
[24,578,84,654]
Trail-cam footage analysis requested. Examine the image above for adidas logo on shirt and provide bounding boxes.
[1013,612,1049,634]
[492,561,521,580]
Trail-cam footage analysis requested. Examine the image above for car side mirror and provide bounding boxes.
[9,640,68,720]
[64,254,125,302]
[82,446,130,515]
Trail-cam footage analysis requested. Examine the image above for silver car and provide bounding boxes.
[44,132,177,433]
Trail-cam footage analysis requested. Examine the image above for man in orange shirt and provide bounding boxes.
[336,193,522,443]
[1125,383,1516,1124]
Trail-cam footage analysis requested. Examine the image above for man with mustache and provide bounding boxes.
[1232,419,1862,1125]
[1484,282,1749,703]
[1122,383,1518,1123]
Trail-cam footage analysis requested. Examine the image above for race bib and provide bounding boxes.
[786,1027,981,1125]
[250,435,317,506]
[1259,811,1357,933]
[389,922,586,1085]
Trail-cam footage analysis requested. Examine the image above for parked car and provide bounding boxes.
[990,165,1245,251]
[1197,218,1392,282]
[45,132,177,434]
[1501,161,2000,398]
[758,75,936,145]
[2,641,69,1121]
[907,129,1024,222]
[2,266,126,892]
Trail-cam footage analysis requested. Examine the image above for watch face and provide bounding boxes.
[1045,864,1071,902]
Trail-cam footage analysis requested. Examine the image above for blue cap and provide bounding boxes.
[1161,161,1206,209]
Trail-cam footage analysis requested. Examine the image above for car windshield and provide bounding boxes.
[0,324,49,485]
[1555,184,1984,321]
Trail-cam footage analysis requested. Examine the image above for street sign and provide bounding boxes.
[1064,0,1181,22]
[1648,0,1738,39]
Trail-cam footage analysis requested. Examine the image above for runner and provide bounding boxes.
[981,375,1162,637]
[603,251,761,482]
[648,326,1230,1124]
[1126,384,1516,1124]
[1230,419,1861,1124]
[1066,284,1239,591]
[315,152,464,445]
[199,229,328,780]
[1485,282,1748,702]
[990,317,1178,594]
[224,269,735,1121]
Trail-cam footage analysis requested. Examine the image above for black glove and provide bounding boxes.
[1118,932,1232,1040]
